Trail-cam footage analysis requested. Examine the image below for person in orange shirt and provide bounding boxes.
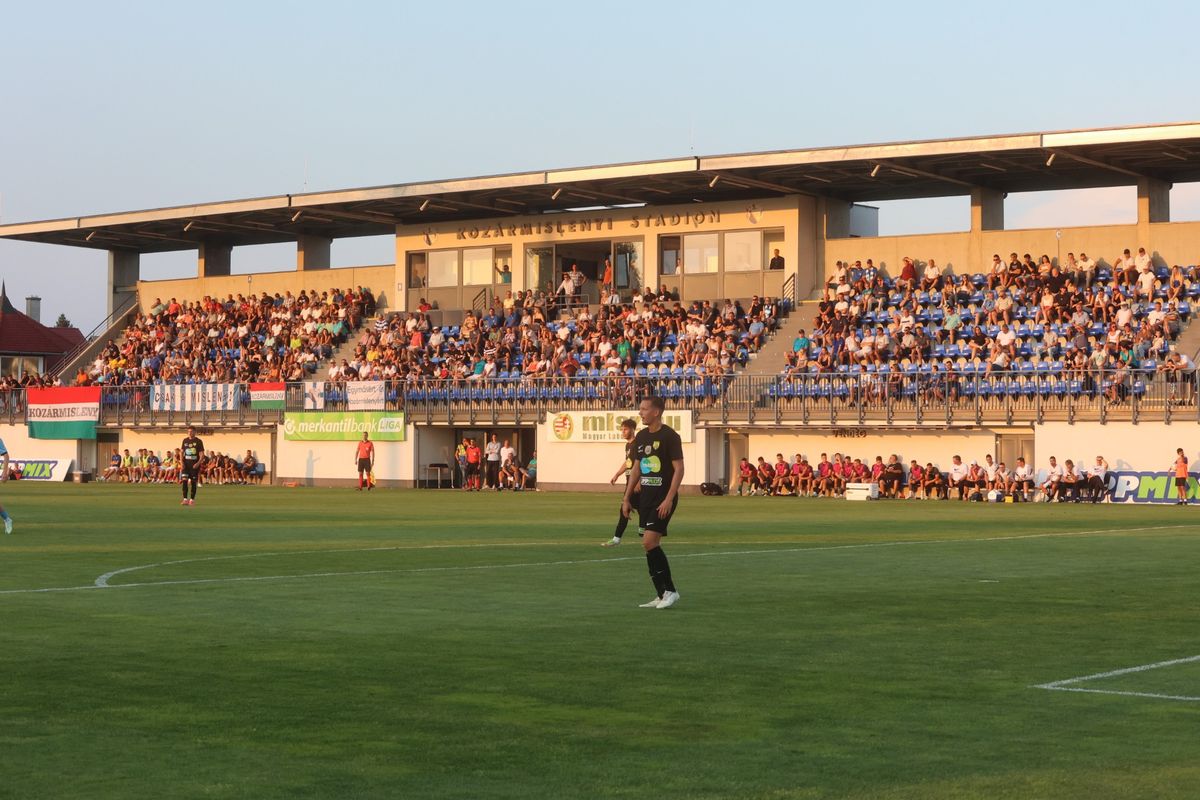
[602,257,614,296]
[1174,448,1190,506]
[355,432,375,491]
[465,438,483,491]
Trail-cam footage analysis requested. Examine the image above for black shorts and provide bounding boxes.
[358,458,372,473]
[638,496,679,536]
[181,463,199,480]
[1176,477,1188,488]
[466,463,481,476]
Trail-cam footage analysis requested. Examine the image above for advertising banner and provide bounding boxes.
[282,412,406,441]
[303,381,326,410]
[346,381,385,411]
[150,383,240,412]
[548,410,694,443]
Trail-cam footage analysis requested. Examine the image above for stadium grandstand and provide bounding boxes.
[2,121,1200,499]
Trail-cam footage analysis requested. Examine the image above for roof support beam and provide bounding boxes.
[871,159,981,190]
[1044,148,1155,180]
[704,171,799,195]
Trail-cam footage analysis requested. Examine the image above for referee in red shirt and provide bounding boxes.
[355,432,375,491]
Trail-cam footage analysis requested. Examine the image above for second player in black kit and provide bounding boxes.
[622,395,684,608]
[180,426,205,505]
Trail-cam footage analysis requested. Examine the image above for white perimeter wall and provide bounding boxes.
[273,427,417,484]
[745,429,997,472]
[536,424,710,488]
[1034,422,1198,473]
[116,431,273,471]
[0,423,79,479]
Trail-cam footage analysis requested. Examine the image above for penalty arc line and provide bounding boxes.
[0,523,1191,597]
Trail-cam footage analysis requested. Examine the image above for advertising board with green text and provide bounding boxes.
[282,412,407,441]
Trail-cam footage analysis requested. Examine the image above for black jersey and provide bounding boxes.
[181,436,205,465]
[631,424,684,508]
[623,439,636,474]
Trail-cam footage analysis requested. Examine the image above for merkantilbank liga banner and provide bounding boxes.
[283,412,407,441]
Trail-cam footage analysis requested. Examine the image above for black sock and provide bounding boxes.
[189,479,198,500]
[646,546,676,594]
[614,510,629,539]
[182,481,188,498]
[645,549,665,596]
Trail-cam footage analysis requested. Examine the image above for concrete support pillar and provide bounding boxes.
[108,250,140,318]
[298,235,331,270]
[198,242,231,277]
[970,187,1005,232]
[1137,177,1171,255]
[821,197,852,240]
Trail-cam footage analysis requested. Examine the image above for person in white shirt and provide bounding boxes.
[1134,247,1152,274]
[499,440,517,470]
[994,461,1011,493]
[1114,248,1137,286]
[1040,456,1063,502]
[484,434,503,490]
[947,455,969,501]
[1009,457,1034,501]
[983,455,999,488]
[1086,456,1109,503]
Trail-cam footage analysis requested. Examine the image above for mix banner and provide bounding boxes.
[346,381,385,410]
[282,411,407,441]
[150,383,239,412]
[548,409,695,443]
[26,386,100,439]
[249,382,285,410]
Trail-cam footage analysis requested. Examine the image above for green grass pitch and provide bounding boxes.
[1,483,1198,799]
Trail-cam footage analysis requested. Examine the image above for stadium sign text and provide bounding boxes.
[549,410,694,443]
[456,210,722,241]
[283,412,407,441]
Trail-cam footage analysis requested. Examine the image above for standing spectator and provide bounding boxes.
[601,257,614,296]
[1086,456,1109,503]
[484,433,502,490]
[1174,448,1190,505]
[768,249,785,270]
[465,438,483,491]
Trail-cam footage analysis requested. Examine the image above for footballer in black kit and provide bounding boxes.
[621,396,683,609]
[602,418,639,547]
[180,425,205,506]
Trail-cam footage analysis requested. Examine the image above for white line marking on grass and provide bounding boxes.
[0,524,1192,597]
[1033,654,1200,702]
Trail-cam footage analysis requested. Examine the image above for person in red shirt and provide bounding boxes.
[793,455,813,497]
[771,453,791,496]
[465,438,483,491]
[755,458,773,496]
[735,457,755,496]
[355,432,375,491]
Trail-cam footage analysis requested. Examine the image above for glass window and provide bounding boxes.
[407,252,428,289]
[21,357,41,377]
[683,234,718,274]
[764,230,785,270]
[0,356,14,378]
[660,236,680,276]
[724,231,763,272]
[526,246,553,292]
[428,250,459,288]
[614,241,642,290]
[462,247,493,285]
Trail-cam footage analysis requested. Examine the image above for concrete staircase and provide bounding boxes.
[740,301,821,378]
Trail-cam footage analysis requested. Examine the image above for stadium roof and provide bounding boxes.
[2,121,1199,254]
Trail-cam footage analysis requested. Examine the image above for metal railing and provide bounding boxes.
[51,295,139,379]
[0,370,1193,429]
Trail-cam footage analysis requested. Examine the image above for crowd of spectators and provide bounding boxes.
[329,290,785,386]
[735,451,1112,503]
[98,447,264,484]
[76,287,373,386]
[785,248,1197,402]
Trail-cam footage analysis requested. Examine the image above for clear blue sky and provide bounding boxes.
[2,0,1198,330]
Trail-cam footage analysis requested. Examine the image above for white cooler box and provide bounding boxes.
[845,482,879,501]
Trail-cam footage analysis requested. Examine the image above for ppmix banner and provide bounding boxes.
[282,412,406,441]
[27,387,100,439]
